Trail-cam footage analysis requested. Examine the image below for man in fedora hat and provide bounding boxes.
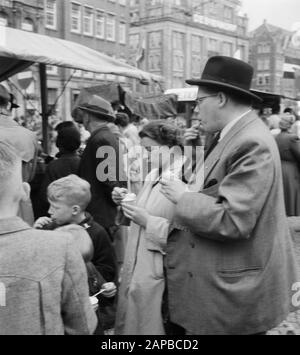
[77,94,126,237]
[160,56,300,335]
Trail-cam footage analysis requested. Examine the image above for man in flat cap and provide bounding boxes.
[160,56,300,335]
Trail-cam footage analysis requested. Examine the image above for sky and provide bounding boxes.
[241,0,300,31]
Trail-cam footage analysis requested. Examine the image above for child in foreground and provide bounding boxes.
[34,175,117,331]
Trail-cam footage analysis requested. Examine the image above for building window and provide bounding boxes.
[0,11,8,26]
[71,2,81,33]
[47,88,58,114]
[265,74,270,85]
[224,6,233,22]
[129,33,140,50]
[191,35,203,77]
[106,14,116,41]
[22,18,35,32]
[237,45,246,60]
[173,31,184,51]
[149,31,162,49]
[47,65,58,75]
[208,38,219,57]
[119,22,126,44]
[45,0,57,30]
[258,43,271,54]
[257,58,270,71]
[223,42,233,57]
[148,54,161,70]
[83,6,94,36]
[96,11,105,39]
[257,74,264,85]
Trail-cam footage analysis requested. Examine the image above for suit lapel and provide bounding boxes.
[204,112,259,184]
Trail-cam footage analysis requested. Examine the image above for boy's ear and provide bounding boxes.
[21,182,31,202]
[72,205,81,215]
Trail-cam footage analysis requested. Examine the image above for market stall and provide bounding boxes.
[0,26,162,151]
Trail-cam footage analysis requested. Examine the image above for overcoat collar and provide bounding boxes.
[0,217,31,236]
[203,111,259,184]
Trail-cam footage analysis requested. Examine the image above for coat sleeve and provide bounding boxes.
[61,236,97,335]
[289,136,300,162]
[91,226,117,282]
[174,139,275,242]
[144,215,170,254]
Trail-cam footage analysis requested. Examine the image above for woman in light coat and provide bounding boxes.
[113,121,185,335]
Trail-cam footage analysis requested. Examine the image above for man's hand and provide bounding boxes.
[121,203,150,228]
[160,179,189,204]
[183,124,200,145]
[101,282,117,298]
[34,217,52,229]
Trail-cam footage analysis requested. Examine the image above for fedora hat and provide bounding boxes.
[77,94,115,122]
[186,56,262,102]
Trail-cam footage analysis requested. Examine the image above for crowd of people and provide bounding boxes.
[1,55,300,335]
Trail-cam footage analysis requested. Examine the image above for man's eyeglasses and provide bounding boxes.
[195,95,218,106]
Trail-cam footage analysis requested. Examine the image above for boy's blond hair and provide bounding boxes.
[47,174,91,210]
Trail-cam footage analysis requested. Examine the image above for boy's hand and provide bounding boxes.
[34,217,52,229]
[101,282,117,298]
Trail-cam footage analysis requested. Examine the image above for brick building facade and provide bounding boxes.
[129,0,249,95]
[250,21,300,104]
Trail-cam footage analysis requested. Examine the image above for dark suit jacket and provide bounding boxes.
[79,124,126,229]
[166,112,300,335]
[275,132,300,163]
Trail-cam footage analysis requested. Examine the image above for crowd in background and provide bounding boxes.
[1,55,300,336]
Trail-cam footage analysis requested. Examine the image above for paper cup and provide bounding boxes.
[120,193,137,226]
[90,296,99,312]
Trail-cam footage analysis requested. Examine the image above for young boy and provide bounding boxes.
[34,174,117,301]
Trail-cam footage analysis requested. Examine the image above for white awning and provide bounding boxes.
[164,87,198,101]
[0,26,162,84]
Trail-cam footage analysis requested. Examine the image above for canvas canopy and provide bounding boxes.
[0,26,162,83]
[72,83,178,121]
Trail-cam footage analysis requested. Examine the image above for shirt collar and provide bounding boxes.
[219,109,252,142]
[0,217,31,236]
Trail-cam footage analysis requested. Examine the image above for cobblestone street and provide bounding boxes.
[268,218,300,335]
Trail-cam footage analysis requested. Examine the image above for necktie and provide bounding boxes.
[204,131,221,160]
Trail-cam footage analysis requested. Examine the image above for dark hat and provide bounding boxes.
[77,95,115,122]
[186,56,262,103]
[0,84,10,103]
